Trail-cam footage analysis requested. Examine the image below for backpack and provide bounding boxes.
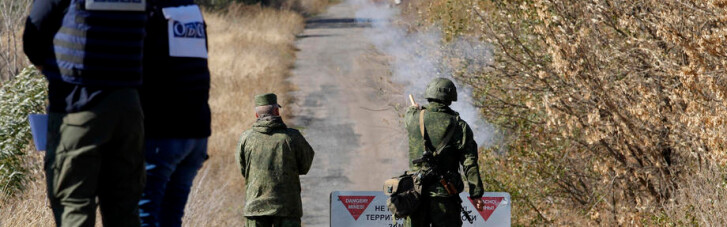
[383,172,422,218]
[383,109,455,218]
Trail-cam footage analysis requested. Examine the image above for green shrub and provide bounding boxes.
[0,66,46,196]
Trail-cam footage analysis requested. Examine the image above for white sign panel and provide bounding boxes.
[330,191,510,227]
[162,5,208,59]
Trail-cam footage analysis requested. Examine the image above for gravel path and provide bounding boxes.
[288,2,409,226]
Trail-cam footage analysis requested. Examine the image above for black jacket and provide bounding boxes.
[24,0,111,113]
[140,0,211,138]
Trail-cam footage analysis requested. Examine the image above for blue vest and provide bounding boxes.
[50,0,148,86]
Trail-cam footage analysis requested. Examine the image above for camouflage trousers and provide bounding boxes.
[405,196,463,227]
[45,88,145,227]
[245,216,301,227]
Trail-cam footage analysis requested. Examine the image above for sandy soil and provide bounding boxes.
[288,2,410,226]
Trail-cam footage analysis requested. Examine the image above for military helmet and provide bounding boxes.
[424,78,457,102]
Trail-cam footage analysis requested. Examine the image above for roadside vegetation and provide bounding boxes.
[0,0,32,82]
[0,67,45,197]
[403,0,727,225]
[198,0,328,15]
[0,1,323,226]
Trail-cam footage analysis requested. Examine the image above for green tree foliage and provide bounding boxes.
[0,66,46,196]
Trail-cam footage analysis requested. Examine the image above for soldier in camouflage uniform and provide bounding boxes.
[404,78,486,227]
[236,93,315,227]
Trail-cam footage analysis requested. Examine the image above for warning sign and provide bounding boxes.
[331,191,404,226]
[338,195,375,220]
[468,197,504,222]
[330,191,510,227]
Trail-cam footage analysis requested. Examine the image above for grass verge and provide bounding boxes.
[182,5,303,226]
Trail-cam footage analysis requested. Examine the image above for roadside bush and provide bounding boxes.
[196,0,329,16]
[0,66,46,197]
[407,0,727,225]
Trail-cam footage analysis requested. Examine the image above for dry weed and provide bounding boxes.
[0,152,53,227]
[182,6,303,226]
[0,0,32,82]
[408,0,727,225]
[295,0,330,16]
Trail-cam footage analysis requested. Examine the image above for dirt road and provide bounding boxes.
[288,2,409,226]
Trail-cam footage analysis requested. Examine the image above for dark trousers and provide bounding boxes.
[45,88,145,227]
[405,196,463,227]
[139,138,208,227]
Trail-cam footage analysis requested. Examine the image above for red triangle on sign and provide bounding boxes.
[468,197,504,222]
[338,196,376,220]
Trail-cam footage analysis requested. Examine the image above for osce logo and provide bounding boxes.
[91,0,143,3]
[172,21,205,39]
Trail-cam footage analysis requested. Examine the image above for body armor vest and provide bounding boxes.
[50,0,147,86]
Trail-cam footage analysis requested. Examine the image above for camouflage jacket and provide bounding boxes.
[236,116,315,217]
[405,101,484,198]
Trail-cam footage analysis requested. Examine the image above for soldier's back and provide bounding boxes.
[237,118,314,218]
[405,103,461,166]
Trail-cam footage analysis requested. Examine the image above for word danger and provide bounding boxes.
[172,21,205,39]
[343,198,371,208]
[338,196,375,220]
[90,0,142,3]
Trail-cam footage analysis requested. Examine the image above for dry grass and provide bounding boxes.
[294,0,330,16]
[182,5,303,226]
[0,5,304,227]
[0,151,53,227]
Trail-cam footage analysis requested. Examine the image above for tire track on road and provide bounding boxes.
[288,2,409,226]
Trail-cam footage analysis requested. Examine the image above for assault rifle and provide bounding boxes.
[412,152,457,195]
[412,139,475,224]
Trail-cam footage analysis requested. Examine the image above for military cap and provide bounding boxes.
[254,93,281,107]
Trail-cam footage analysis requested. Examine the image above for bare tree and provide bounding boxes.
[408,0,727,225]
[0,0,32,82]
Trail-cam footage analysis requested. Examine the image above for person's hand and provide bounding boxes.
[473,198,485,211]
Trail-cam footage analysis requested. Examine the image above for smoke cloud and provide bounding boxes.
[352,0,497,147]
